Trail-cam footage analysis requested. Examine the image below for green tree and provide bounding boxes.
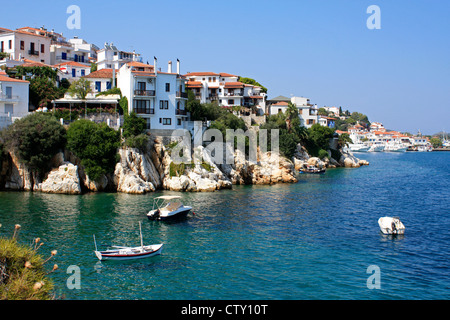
[285,102,298,132]
[1,113,66,175]
[304,123,335,157]
[66,120,120,181]
[237,77,268,93]
[430,137,442,148]
[123,112,146,138]
[338,133,353,148]
[29,77,62,109]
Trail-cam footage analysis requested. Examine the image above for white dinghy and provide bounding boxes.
[378,217,405,235]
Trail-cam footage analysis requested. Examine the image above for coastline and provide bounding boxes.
[0,135,368,195]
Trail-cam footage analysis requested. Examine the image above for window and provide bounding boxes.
[4,104,13,115]
[81,69,85,77]
[61,52,67,60]
[106,81,111,90]
[137,82,146,90]
[20,41,24,50]
[162,118,171,125]
[95,82,101,92]
[177,118,182,126]
[5,87,12,99]
[159,100,169,109]
[208,77,211,82]
[165,83,170,92]
[146,118,151,130]
[228,99,234,105]
[41,44,45,53]
[0,41,3,52]
[8,40,12,50]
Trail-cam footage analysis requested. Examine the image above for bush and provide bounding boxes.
[0,224,58,300]
[2,113,67,175]
[67,120,120,181]
[123,112,146,138]
[318,149,330,160]
[124,134,149,152]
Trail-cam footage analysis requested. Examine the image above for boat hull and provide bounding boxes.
[95,244,163,261]
[378,217,405,235]
[147,207,192,221]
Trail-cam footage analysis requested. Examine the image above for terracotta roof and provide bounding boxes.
[272,101,289,106]
[83,68,117,79]
[127,61,154,69]
[184,72,220,77]
[21,59,51,67]
[224,81,244,88]
[249,95,263,99]
[53,61,90,68]
[219,72,238,77]
[0,75,29,83]
[186,81,203,88]
[132,71,156,77]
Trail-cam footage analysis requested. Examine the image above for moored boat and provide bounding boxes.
[299,165,326,174]
[93,222,163,261]
[147,196,192,221]
[378,217,405,235]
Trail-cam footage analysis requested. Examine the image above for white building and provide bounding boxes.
[83,68,116,93]
[0,27,51,65]
[68,36,99,63]
[117,59,188,132]
[268,95,319,128]
[0,71,29,129]
[97,43,142,70]
[184,72,266,114]
[52,61,91,82]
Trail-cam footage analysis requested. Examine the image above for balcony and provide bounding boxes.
[208,94,218,101]
[0,94,20,102]
[134,90,155,97]
[176,109,187,115]
[28,49,39,56]
[176,91,188,99]
[224,91,243,97]
[134,108,155,115]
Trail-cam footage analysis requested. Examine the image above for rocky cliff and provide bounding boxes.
[0,136,367,195]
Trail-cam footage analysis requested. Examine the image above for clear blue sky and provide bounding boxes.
[2,0,449,134]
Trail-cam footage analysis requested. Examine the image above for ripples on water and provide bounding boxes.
[0,152,449,300]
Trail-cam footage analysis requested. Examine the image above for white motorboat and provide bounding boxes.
[368,142,385,152]
[147,196,192,221]
[378,217,405,235]
[349,142,370,152]
[384,142,408,152]
[93,222,163,261]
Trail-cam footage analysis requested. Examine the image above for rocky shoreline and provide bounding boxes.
[0,136,368,195]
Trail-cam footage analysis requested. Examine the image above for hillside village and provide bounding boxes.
[1,25,447,153]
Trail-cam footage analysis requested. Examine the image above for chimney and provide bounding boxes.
[154,56,157,74]
[168,60,172,73]
[176,58,180,74]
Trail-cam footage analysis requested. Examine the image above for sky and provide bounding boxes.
[1,0,449,134]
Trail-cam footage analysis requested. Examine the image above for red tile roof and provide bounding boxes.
[186,81,202,88]
[184,72,220,77]
[83,68,117,79]
[53,61,91,68]
[224,82,244,88]
[0,75,29,83]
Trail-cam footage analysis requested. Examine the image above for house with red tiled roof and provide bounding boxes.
[117,58,188,132]
[0,26,51,64]
[0,72,29,129]
[52,61,91,82]
[184,71,266,114]
[83,68,118,93]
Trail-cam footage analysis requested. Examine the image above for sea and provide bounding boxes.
[0,152,449,300]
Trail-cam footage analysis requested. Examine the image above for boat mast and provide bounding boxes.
[139,221,144,249]
[93,234,98,251]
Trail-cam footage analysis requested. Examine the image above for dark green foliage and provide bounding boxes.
[66,120,120,181]
[29,77,63,109]
[304,124,335,157]
[238,77,268,93]
[123,112,146,138]
[124,134,150,152]
[2,113,67,175]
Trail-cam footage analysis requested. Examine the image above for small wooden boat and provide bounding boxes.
[93,222,163,261]
[147,196,192,221]
[299,165,326,174]
[378,217,405,235]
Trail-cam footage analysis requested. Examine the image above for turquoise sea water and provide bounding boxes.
[0,152,449,300]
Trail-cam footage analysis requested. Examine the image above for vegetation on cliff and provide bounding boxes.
[0,224,58,300]
[66,119,120,181]
[1,113,67,176]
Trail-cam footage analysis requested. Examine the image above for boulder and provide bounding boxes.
[36,163,81,194]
